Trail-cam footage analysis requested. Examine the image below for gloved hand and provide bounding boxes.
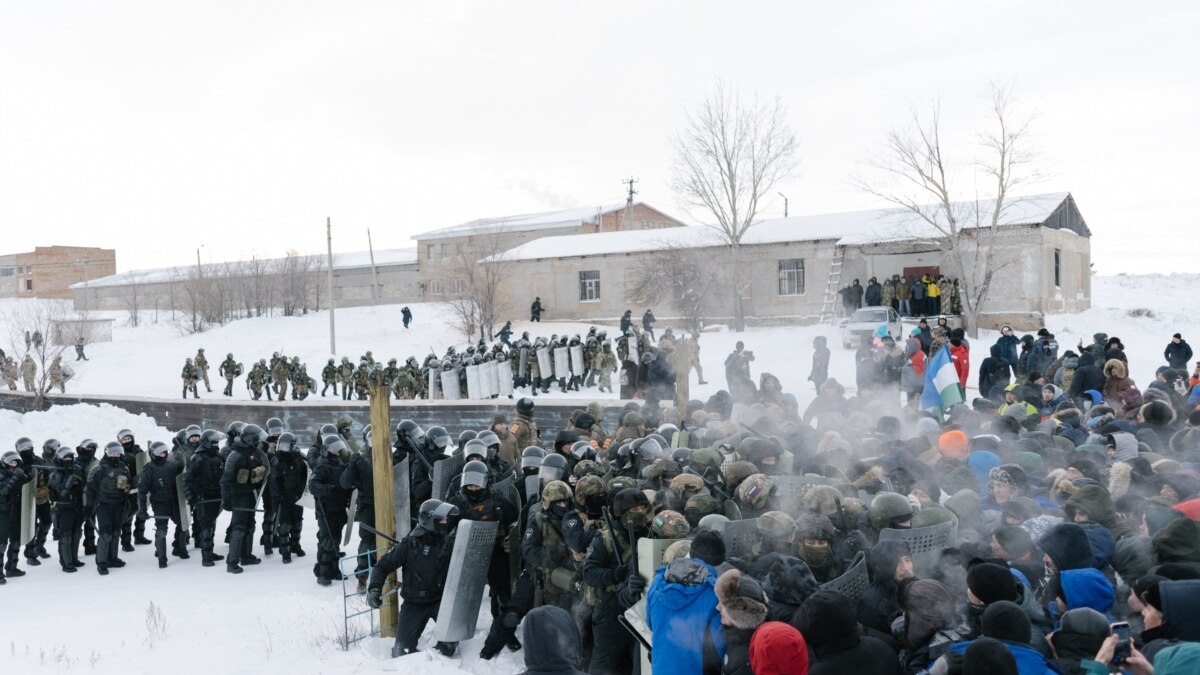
[12,468,27,482]
[626,573,646,594]
[221,501,231,512]
[617,585,641,607]
[138,509,150,520]
[366,588,383,609]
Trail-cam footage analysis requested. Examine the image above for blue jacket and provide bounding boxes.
[948,639,1060,675]
[1058,568,1114,620]
[646,559,725,675]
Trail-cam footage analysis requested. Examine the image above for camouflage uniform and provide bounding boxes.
[320,359,338,397]
[194,348,211,392]
[292,364,311,400]
[1,357,16,390]
[510,410,540,450]
[248,362,268,400]
[219,354,241,396]
[21,355,36,392]
[383,360,400,390]
[338,358,354,401]
[48,356,65,393]
[598,344,617,393]
[271,358,291,402]
[685,336,706,384]
[391,367,418,399]
[181,358,200,398]
[352,364,369,400]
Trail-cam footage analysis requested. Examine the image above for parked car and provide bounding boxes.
[840,306,902,348]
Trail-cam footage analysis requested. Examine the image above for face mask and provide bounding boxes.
[584,495,606,515]
[466,487,487,503]
[622,510,650,529]
[549,502,572,519]
[802,544,830,567]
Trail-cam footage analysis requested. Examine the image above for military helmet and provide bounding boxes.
[104,442,124,458]
[55,446,76,462]
[319,423,338,440]
[396,420,423,445]
[240,424,266,447]
[656,423,679,439]
[463,439,488,462]
[335,416,354,432]
[868,492,914,531]
[796,513,836,541]
[542,480,573,504]
[200,430,225,451]
[457,430,479,448]
[632,436,665,460]
[757,511,797,540]
[77,439,98,452]
[275,432,297,453]
[265,417,285,436]
[461,460,489,489]
[228,353,234,359]
[2,450,21,466]
[801,485,844,517]
[606,475,639,502]
[651,510,691,539]
[42,438,61,458]
[684,493,720,525]
[669,473,706,495]
[572,459,603,478]
[736,474,774,509]
[417,499,460,534]
[671,447,694,465]
[689,447,724,474]
[149,441,170,459]
[539,453,568,482]
[724,461,759,491]
[516,397,535,415]
[477,431,500,449]
[574,475,607,503]
[226,421,245,439]
[569,440,596,461]
[116,429,134,444]
[426,426,451,452]
[697,513,730,530]
[185,357,192,364]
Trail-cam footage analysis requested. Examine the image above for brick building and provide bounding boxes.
[0,246,116,299]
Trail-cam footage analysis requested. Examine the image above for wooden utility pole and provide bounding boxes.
[369,385,397,637]
[327,218,336,354]
[673,337,689,407]
[622,177,638,230]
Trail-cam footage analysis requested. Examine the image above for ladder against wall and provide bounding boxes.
[818,246,846,325]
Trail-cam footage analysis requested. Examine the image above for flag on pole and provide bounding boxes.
[920,347,965,417]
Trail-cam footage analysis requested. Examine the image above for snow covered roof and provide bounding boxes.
[411,202,634,240]
[71,248,417,289]
[491,192,1074,261]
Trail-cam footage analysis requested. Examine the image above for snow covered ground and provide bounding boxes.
[0,274,1194,674]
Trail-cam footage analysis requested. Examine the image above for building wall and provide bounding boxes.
[333,264,421,307]
[2,246,115,299]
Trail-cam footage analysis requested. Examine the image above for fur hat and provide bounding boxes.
[714,568,768,630]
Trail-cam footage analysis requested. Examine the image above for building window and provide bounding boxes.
[1053,249,1061,288]
[579,270,601,302]
[440,243,450,259]
[450,278,465,295]
[24,279,33,291]
[0,267,12,277]
[429,279,443,295]
[778,259,805,296]
[426,245,434,260]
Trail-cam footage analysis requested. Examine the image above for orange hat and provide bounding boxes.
[938,430,969,459]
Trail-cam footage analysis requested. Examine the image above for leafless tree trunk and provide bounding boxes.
[120,272,143,327]
[671,82,799,332]
[857,83,1040,338]
[1,300,72,409]
[629,242,724,335]
[445,230,512,343]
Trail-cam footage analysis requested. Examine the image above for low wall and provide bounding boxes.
[0,391,627,447]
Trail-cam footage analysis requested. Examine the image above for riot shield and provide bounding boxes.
[820,551,869,600]
[879,520,956,577]
[465,364,481,400]
[518,347,529,381]
[427,368,440,400]
[570,345,585,377]
[432,455,466,503]
[20,468,37,545]
[175,473,191,539]
[253,447,272,510]
[772,475,836,517]
[432,520,499,643]
[536,347,553,379]
[481,362,498,398]
[392,458,411,540]
[343,489,356,546]
[524,475,541,507]
[553,348,569,380]
[628,340,639,363]
[496,360,514,397]
[298,491,316,511]
[638,538,674,580]
[721,517,759,560]
[439,370,461,401]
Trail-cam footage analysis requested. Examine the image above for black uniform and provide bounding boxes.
[447,486,519,624]
[48,457,87,570]
[119,440,148,549]
[84,455,132,573]
[339,451,375,581]
[219,440,267,570]
[269,450,308,562]
[19,450,52,563]
[581,519,646,675]
[308,453,351,583]
[367,526,456,656]
[185,443,225,565]
[0,461,35,580]
[137,455,184,565]
[76,447,99,555]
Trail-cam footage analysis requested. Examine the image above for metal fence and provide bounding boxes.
[338,546,396,649]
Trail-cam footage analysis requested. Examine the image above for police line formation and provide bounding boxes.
[176,322,700,402]
[2,330,1200,675]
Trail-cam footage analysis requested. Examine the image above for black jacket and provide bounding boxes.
[49,461,86,509]
[1165,340,1193,369]
[220,444,266,503]
[1068,353,1105,401]
[270,452,308,503]
[339,451,374,508]
[0,462,34,512]
[185,447,224,501]
[795,590,904,675]
[138,457,181,513]
[368,527,454,603]
[85,456,132,507]
[308,455,351,511]
[519,605,587,675]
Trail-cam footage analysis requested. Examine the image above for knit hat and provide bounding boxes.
[748,622,808,675]
[980,600,1031,643]
[1059,568,1115,615]
[968,562,1018,605]
[964,637,1019,675]
[690,529,726,567]
[1058,607,1111,641]
[939,430,969,458]
[714,568,768,630]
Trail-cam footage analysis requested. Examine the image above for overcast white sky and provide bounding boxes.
[2,1,1197,274]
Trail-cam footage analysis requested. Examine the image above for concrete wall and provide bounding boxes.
[0,390,626,450]
[333,264,421,308]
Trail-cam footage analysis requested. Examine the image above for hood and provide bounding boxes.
[1078,352,1095,368]
[521,606,583,674]
[945,487,984,531]
[1038,523,1094,571]
[650,558,718,613]
[762,555,819,609]
[1103,359,1127,379]
[903,579,959,649]
[1160,579,1200,643]
[1064,485,1118,528]
[968,451,1002,494]
[1079,522,1116,569]
[749,622,808,675]
[1108,432,1139,462]
[1059,568,1114,616]
[1152,518,1200,569]
[867,539,911,583]
[793,589,858,651]
[1152,643,1200,675]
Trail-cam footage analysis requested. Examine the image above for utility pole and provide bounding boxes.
[622,177,638,230]
[369,385,397,637]
[327,218,336,354]
[80,257,90,315]
[367,228,379,302]
[778,192,788,218]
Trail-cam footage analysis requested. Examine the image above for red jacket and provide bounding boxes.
[950,343,970,389]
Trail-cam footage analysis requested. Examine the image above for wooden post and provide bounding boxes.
[369,385,397,637]
[673,338,689,407]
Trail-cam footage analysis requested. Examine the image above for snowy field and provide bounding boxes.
[0,274,1195,675]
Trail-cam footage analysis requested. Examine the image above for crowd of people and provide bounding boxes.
[1,349,72,394]
[3,321,1200,675]
[840,274,963,318]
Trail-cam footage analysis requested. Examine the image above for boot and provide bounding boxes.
[226,530,245,574]
[5,565,25,578]
[62,564,77,573]
[290,541,306,557]
[241,535,261,566]
[158,557,168,569]
[182,387,188,399]
[261,532,273,556]
[37,546,51,559]
[121,530,134,553]
[201,548,216,567]
[134,523,152,546]
[281,548,292,564]
[25,555,40,566]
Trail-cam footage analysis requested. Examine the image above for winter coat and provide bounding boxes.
[895,279,912,300]
[519,606,587,675]
[979,345,1012,400]
[950,342,970,389]
[902,338,926,393]
[646,558,726,675]
[1165,340,1193,370]
[1139,579,1200,663]
[995,334,1021,370]
[0,462,34,512]
[794,589,903,675]
[749,622,809,675]
[857,540,909,639]
[1057,568,1114,619]
[1067,353,1105,404]
[1054,356,1078,393]
[1027,337,1058,377]
[940,639,1057,675]
[1038,523,1094,572]
[865,282,883,306]
[368,527,454,603]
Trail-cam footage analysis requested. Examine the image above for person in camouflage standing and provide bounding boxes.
[48,355,66,393]
[1,356,17,390]
[194,348,212,393]
[338,357,354,401]
[353,362,370,400]
[181,358,200,399]
[248,360,268,400]
[271,355,291,402]
[684,333,708,385]
[384,359,400,392]
[392,362,418,399]
[21,354,36,392]
[292,362,311,400]
[598,341,617,393]
[510,397,540,450]
[320,358,338,397]
[219,353,240,397]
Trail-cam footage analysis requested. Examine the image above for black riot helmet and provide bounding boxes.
[569,440,596,461]
[226,421,245,440]
[77,439,98,455]
[55,446,76,463]
[457,429,478,448]
[520,446,546,475]
[275,432,297,454]
[239,424,265,448]
[516,397,535,415]
[149,442,170,460]
[461,460,490,491]
[426,426,451,453]
[324,437,348,459]
[397,420,424,449]
[200,430,226,452]
[42,438,61,460]
[417,499,461,536]
[463,439,488,462]
[265,417,286,437]
[104,442,125,459]
[319,424,338,443]
[15,437,34,455]
[477,431,500,451]
[539,453,568,483]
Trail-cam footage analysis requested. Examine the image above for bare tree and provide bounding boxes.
[671,82,799,331]
[277,251,324,316]
[445,231,512,343]
[629,241,724,335]
[120,272,144,327]
[1,300,72,408]
[857,83,1040,337]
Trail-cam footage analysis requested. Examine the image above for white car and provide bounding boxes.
[840,306,902,348]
